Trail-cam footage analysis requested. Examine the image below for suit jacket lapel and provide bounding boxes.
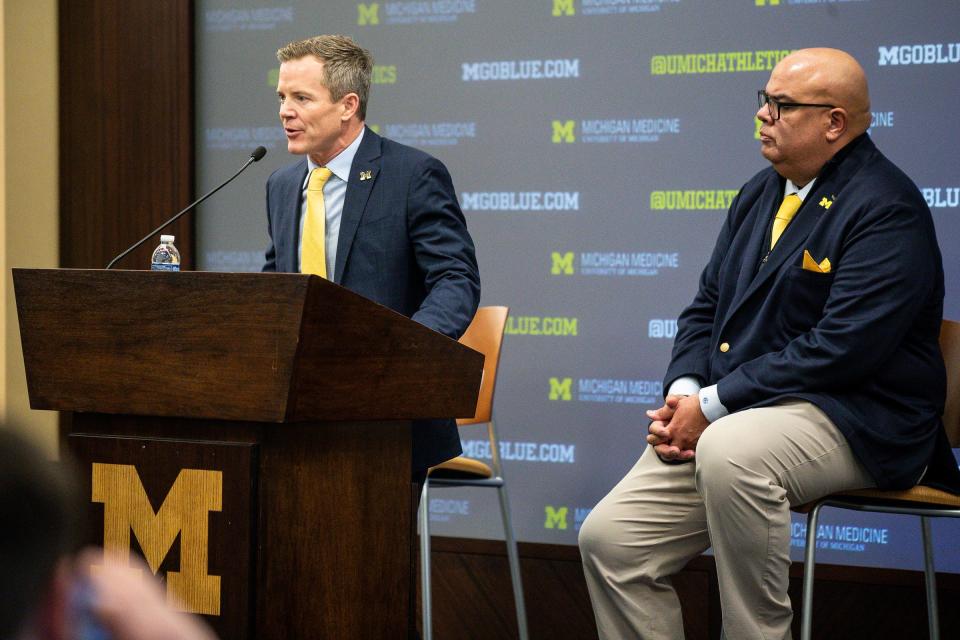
[720,135,875,330]
[334,127,382,283]
[729,174,782,308]
[750,135,875,292]
[280,161,308,272]
[744,195,825,294]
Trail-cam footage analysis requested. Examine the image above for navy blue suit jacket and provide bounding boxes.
[263,128,481,471]
[665,135,960,492]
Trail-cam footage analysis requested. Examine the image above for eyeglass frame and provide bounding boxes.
[757,90,836,121]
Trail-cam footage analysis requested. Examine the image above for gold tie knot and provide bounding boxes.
[775,193,802,221]
[308,167,333,192]
[770,193,802,250]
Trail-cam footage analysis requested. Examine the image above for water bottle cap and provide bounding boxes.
[160,235,175,243]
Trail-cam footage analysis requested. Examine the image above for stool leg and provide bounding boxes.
[419,481,433,640]
[801,503,824,640]
[497,484,528,640]
[921,517,939,640]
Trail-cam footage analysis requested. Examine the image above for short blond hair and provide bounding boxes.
[277,35,374,119]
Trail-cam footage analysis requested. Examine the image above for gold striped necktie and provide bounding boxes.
[770,193,802,250]
[301,167,334,278]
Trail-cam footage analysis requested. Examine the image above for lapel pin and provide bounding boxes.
[818,196,833,210]
[359,170,373,181]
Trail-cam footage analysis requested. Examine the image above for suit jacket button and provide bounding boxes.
[719,342,730,353]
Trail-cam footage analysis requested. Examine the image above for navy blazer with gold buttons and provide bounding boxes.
[665,134,960,492]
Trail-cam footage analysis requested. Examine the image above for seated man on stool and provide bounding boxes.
[578,47,960,640]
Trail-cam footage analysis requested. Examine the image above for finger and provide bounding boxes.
[677,448,696,461]
[647,405,678,423]
[75,547,105,573]
[645,406,667,420]
[647,420,669,437]
[649,426,674,446]
[665,395,683,408]
[654,443,680,460]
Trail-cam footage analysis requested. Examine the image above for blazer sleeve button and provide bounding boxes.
[719,342,730,353]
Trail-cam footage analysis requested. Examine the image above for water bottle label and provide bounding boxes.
[151,263,180,271]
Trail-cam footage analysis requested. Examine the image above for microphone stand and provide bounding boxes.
[105,147,267,269]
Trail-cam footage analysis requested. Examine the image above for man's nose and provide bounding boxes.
[756,103,773,123]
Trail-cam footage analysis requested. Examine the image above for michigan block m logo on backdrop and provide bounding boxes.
[551,251,575,275]
[549,377,573,401]
[553,0,576,16]
[544,505,569,529]
[92,464,223,615]
[552,120,576,143]
[358,3,380,25]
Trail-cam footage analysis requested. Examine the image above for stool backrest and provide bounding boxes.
[457,306,509,426]
[941,319,960,447]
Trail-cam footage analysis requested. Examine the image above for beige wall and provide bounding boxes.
[1,0,59,453]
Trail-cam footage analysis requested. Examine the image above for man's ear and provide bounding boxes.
[340,93,361,122]
[825,108,848,142]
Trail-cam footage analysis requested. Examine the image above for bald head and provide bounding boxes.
[777,48,871,134]
[757,48,871,184]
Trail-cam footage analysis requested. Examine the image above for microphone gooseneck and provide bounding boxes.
[105,146,268,269]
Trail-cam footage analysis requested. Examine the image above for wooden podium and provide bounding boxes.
[13,269,483,639]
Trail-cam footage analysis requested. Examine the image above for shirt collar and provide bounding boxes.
[304,127,366,186]
[785,177,816,202]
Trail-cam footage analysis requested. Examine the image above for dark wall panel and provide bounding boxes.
[424,538,960,640]
[59,0,194,270]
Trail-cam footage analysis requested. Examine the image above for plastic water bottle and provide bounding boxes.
[150,235,181,271]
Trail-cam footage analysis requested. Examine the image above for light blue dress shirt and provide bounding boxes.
[298,127,366,278]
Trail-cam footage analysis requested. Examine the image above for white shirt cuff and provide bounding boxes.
[667,376,702,397]
[698,385,729,423]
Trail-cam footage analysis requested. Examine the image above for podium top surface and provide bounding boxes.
[14,269,483,423]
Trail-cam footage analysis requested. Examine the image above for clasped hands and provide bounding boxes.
[645,394,710,462]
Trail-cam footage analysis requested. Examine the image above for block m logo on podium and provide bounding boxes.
[92,463,223,615]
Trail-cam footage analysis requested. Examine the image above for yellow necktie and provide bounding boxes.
[301,167,334,278]
[770,193,802,250]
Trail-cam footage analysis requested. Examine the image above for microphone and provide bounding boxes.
[105,146,268,269]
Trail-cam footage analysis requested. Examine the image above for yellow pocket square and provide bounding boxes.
[802,249,831,273]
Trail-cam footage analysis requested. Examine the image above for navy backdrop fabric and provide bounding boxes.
[196,0,960,572]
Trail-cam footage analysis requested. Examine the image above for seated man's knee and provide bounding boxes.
[694,418,747,493]
[578,498,652,568]
[578,501,615,558]
[578,496,676,577]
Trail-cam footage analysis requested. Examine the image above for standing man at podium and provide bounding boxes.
[262,34,480,475]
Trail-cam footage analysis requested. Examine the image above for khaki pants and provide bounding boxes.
[578,401,875,640]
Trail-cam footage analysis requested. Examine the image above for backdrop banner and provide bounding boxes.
[196,0,960,573]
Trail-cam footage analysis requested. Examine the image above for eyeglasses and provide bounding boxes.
[758,90,835,121]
